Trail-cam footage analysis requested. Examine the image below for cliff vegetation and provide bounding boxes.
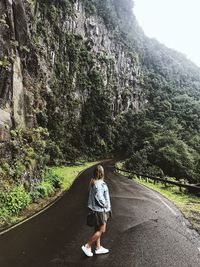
[0,0,200,222]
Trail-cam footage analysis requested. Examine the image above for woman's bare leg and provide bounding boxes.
[96,236,101,249]
[96,224,106,249]
[86,224,106,248]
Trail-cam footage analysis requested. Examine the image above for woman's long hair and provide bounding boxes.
[90,165,104,185]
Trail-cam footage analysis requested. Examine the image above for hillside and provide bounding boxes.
[0,0,200,187]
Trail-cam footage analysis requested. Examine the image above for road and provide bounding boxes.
[0,161,200,267]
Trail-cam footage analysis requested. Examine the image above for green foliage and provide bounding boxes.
[0,56,10,69]
[35,181,54,198]
[120,108,200,183]
[29,171,62,202]
[124,150,164,177]
[153,134,197,180]
[2,185,31,215]
[95,0,118,29]
[83,0,97,14]
[20,0,200,186]
[26,0,36,6]
[80,87,113,157]
[9,0,200,230]
[0,126,54,219]
[45,170,63,188]
[0,162,96,228]
[51,161,97,190]
[29,186,43,203]
[0,207,10,225]
[8,127,49,180]
[45,140,63,166]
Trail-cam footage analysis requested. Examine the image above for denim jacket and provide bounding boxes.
[88,179,111,212]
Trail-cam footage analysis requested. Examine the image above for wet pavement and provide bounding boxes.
[0,161,200,267]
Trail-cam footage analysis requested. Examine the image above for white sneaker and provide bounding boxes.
[95,246,109,254]
[81,245,93,257]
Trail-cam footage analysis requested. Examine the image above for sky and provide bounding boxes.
[134,0,200,67]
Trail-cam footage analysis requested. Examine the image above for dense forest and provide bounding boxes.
[81,0,200,183]
[1,0,200,212]
[80,0,200,183]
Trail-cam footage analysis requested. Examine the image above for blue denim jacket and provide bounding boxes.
[88,179,111,212]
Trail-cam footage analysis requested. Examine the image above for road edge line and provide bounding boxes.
[0,163,98,236]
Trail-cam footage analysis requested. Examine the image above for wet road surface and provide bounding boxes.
[0,161,200,267]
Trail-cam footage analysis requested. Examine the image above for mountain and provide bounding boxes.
[0,0,200,183]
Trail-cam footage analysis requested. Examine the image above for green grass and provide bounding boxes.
[50,161,97,191]
[0,161,97,231]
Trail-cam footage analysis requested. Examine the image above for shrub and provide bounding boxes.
[44,171,63,189]
[0,207,11,226]
[29,186,43,203]
[40,181,55,197]
[4,185,31,215]
[29,177,56,203]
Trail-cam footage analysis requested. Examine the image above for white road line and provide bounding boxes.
[142,185,178,216]
[198,247,200,253]
[155,194,178,216]
[0,198,58,236]
[0,164,97,236]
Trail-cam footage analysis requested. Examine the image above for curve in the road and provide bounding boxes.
[0,161,200,267]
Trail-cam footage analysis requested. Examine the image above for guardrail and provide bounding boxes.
[115,167,200,195]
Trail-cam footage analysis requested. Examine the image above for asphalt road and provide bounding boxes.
[0,161,200,267]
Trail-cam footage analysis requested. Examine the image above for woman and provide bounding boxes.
[81,165,112,257]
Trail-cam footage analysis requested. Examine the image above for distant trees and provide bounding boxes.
[118,108,200,183]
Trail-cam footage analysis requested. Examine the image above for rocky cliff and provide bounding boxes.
[0,0,147,162]
[1,0,200,170]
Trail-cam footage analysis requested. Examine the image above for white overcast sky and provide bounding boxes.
[134,0,200,67]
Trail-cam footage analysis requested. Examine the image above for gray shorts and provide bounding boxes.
[94,210,112,229]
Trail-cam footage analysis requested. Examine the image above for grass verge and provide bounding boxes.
[116,165,200,234]
[0,161,97,232]
[50,161,98,191]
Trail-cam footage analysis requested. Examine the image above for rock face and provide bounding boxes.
[0,0,145,160]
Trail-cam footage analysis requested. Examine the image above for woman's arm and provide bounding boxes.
[94,184,107,208]
[104,184,111,211]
